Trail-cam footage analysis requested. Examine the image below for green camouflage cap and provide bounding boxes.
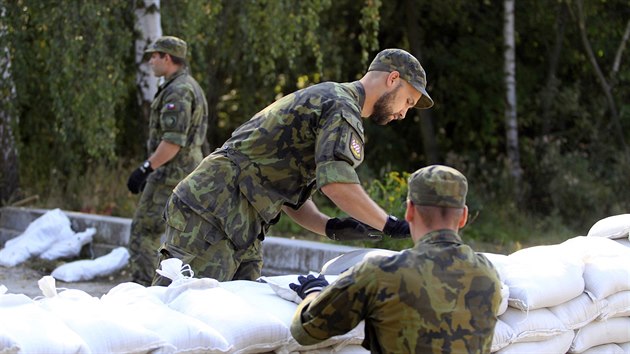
[368,48,434,109]
[408,165,467,208]
[145,36,187,59]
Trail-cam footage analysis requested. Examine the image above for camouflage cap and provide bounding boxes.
[408,165,467,208]
[368,48,434,109]
[145,36,187,59]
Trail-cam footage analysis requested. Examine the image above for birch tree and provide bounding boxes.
[0,5,19,204]
[135,0,162,131]
[504,0,522,199]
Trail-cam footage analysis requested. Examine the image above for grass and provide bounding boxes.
[13,160,585,257]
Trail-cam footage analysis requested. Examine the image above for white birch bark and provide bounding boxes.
[503,0,522,188]
[135,0,162,104]
[0,5,20,203]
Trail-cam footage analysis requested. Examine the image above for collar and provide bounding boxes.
[162,67,187,86]
[417,229,463,247]
[351,81,366,113]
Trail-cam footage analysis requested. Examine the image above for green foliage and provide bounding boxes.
[5,0,136,195]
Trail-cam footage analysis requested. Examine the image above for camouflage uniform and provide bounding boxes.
[154,81,367,284]
[130,37,209,285]
[291,166,502,353]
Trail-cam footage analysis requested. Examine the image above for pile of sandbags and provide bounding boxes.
[0,259,367,354]
[487,214,630,353]
[1,214,629,353]
[0,209,129,282]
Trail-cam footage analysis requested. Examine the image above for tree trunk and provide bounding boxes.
[504,0,523,199]
[134,0,162,148]
[404,0,439,165]
[0,6,20,204]
[541,2,567,134]
[574,0,627,154]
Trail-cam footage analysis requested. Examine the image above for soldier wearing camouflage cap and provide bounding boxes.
[127,35,209,285]
[152,48,433,285]
[290,165,501,353]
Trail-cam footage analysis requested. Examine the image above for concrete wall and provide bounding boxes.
[0,206,363,275]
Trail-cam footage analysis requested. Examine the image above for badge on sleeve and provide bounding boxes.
[166,103,177,110]
[349,133,363,160]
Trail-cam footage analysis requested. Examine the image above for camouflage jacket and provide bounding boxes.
[174,81,366,226]
[147,67,208,186]
[291,229,502,354]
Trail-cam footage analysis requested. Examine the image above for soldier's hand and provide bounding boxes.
[289,274,329,299]
[325,217,384,241]
[383,215,410,239]
[127,160,154,194]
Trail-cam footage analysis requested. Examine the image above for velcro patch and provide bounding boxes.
[349,133,363,160]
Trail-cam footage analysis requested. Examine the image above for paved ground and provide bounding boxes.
[0,261,132,299]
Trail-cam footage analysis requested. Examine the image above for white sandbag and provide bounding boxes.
[615,238,630,248]
[157,258,221,304]
[499,307,569,343]
[619,342,630,352]
[491,319,515,352]
[221,279,364,353]
[101,282,232,354]
[0,327,19,354]
[569,317,630,353]
[328,344,370,353]
[320,249,398,276]
[583,256,630,300]
[40,227,95,260]
[501,250,584,310]
[496,331,574,354]
[560,236,630,260]
[51,246,130,282]
[168,286,290,353]
[37,277,173,354]
[587,214,630,239]
[498,283,510,316]
[598,291,630,320]
[580,343,625,354]
[548,293,608,329]
[0,208,73,266]
[480,252,509,281]
[0,299,89,353]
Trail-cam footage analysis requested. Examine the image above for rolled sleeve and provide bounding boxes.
[290,300,325,345]
[316,160,360,189]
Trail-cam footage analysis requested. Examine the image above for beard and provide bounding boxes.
[369,84,402,125]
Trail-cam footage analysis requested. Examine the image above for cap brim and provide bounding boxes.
[414,86,434,109]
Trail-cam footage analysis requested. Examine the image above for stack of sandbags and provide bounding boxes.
[587,214,630,248]
[486,233,630,353]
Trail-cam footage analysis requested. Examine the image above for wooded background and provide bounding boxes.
[1,0,629,243]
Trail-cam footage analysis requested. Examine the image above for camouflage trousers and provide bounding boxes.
[129,179,175,286]
[152,194,263,285]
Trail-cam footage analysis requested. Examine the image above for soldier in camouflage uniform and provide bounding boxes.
[290,165,502,353]
[153,48,433,285]
[127,36,208,286]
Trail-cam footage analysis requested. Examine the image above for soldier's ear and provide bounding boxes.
[405,200,414,223]
[457,206,468,228]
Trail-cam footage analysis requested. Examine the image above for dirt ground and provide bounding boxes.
[0,261,132,299]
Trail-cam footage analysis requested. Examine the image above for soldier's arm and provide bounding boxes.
[281,200,328,236]
[321,182,388,231]
[147,140,181,169]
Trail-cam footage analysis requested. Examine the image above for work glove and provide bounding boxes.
[383,215,410,239]
[289,274,330,300]
[325,217,384,241]
[127,160,153,194]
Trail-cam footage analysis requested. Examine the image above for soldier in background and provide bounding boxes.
[153,49,433,285]
[127,36,209,286]
[289,165,502,353]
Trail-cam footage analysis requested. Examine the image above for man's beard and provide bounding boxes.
[369,84,402,125]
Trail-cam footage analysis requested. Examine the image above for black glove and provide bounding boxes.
[383,215,410,238]
[325,217,383,241]
[289,274,330,299]
[127,160,153,194]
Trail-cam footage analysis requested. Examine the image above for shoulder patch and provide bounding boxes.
[166,103,177,110]
[349,133,363,160]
